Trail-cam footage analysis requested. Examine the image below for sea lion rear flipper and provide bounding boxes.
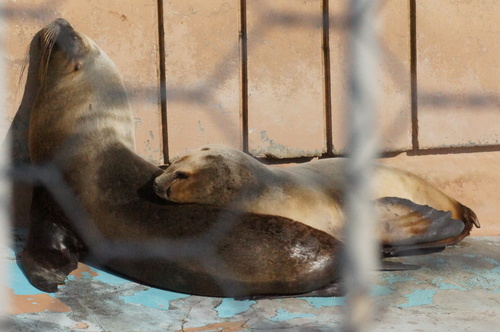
[376,197,473,256]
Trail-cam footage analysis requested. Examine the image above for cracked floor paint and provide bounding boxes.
[2,230,500,331]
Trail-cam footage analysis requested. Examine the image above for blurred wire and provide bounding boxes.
[0,0,12,322]
[343,1,380,331]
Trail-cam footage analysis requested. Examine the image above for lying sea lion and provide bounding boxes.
[20,18,344,297]
[154,145,479,248]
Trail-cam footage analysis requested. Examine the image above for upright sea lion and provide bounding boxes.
[20,18,345,297]
[154,145,479,248]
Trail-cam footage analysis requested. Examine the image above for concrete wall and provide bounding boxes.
[3,0,499,235]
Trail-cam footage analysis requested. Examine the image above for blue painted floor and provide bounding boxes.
[2,229,499,331]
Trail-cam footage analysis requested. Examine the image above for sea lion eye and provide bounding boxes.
[175,171,189,179]
[201,147,210,151]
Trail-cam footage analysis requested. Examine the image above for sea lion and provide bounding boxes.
[154,145,479,248]
[20,18,345,297]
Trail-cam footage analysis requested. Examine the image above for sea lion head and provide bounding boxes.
[154,145,263,205]
[29,18,135,163]
[36,18,122,89]
[37,18,87,84]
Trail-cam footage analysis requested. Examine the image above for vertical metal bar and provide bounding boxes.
[409,0,419,152]
[157,0,170,163]
[343,0,379,331]
[240,0,249,153]
[322,0,333,156]
[0,0,11,320]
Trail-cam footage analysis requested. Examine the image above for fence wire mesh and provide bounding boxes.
[1,0,498,331]
[0,0,11,322]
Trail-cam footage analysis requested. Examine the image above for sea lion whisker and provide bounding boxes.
[38,30,57,83]
[17,48,30,92]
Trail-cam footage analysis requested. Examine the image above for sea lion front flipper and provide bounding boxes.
[382,244,448,257]
[295,280,344,297]
[380,260,420,271]
[376,197,471,254]
[235,280,344,300]
[20,186,83,292]
[20,243,78,293]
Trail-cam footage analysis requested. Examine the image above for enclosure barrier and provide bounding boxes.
[1,0,12,323]
[0,1,407,330]
[343,0,379,331]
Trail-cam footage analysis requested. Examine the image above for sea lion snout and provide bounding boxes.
[40,18,78,45]
[54,18,72,27]
[154,170,191,201]
[153,174,170,200]
[153,180,165,199]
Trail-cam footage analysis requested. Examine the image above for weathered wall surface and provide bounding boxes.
[416,0,499,149]
[3,1,499,235]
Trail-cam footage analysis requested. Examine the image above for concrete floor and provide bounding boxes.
[2,229,499,332]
